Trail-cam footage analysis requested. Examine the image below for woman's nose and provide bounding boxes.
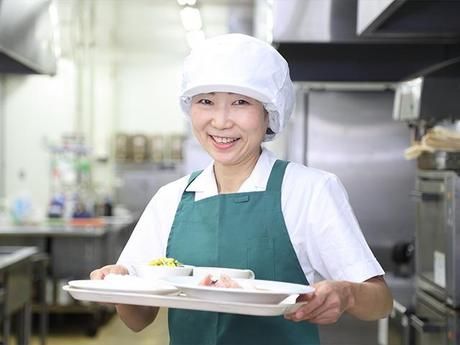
[211,105,232,129]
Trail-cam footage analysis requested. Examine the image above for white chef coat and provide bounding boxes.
[118,148,384,284]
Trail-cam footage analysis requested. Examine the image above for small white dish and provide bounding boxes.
[133,265,193,280]
[162,276,314,304]
[193,266,255,280]
[68,277,178,295]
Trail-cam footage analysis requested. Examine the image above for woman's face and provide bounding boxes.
[190,92,268,167]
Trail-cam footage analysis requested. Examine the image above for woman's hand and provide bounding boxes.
[89,264,159,331]
[284,276,392,324]
[285,280,354,324]
[90,264,129,280]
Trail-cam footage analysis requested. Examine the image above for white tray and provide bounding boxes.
[63,285,307,317]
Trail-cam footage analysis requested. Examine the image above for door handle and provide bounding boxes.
[410,314,445,333]
[410,191,443,201]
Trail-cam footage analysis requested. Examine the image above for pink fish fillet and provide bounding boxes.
[198,274,241,288]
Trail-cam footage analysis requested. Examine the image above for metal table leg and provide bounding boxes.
[0,287,9,345]
[32,253,48,345]
[0,288,3,343]
[2,315,9,345]
[16,303,31,345]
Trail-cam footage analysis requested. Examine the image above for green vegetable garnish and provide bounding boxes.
[147,257,182,267]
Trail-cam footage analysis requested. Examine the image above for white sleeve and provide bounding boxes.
[306,174,384,283]
[117,176,189,275]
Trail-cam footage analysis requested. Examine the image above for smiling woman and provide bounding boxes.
[90,33,392,345]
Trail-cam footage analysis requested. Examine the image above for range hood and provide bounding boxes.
[357,0,460,38]
[393,58,460,122]
[272,0,460,82]
[0,0,57,75]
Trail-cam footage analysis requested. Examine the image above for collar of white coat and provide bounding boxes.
[186,147,277,201]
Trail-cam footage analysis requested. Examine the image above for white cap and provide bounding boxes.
[180,33,295,141]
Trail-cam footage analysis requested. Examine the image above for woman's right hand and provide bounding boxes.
[90,264,129,280]
[90,264,159,331]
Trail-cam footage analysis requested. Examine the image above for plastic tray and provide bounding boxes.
[63,285,306,317]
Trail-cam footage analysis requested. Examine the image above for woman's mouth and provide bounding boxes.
[210,135,240,146]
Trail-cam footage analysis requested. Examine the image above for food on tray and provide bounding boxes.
[199,274,242,289]
[148,257,183,267]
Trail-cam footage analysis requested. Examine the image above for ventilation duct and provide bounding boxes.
[0,0,57,75]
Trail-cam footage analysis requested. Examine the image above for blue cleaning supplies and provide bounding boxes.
[11,170,33,224]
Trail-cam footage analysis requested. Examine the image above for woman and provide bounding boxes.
[91,33,393,345]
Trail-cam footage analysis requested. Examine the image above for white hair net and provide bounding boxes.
[179,33,295,141]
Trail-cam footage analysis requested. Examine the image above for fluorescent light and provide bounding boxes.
[180,6,202,31]
[185,30,205,49]
[49,0,61,57]
[177,0,197,5]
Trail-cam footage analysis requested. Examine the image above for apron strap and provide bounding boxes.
[185,170,203,189]
[174,170,203,212]
[266,160,289,192]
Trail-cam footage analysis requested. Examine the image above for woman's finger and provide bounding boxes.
[302,288,347,323]
[90,269,105,280]
[285,293,324,321]
[90,264,128,280]
[302,298,337,322]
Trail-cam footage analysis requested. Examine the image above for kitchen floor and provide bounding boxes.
[30,308,169,345]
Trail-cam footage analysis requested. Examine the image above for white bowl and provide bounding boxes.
[193,266,255,280]
[134,265,193,280]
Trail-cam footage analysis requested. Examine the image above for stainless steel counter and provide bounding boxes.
[0,246,38,269]
[0,216,136,336]
[0,215,134,237]
[0,246,39,345]
[0,216,135,278]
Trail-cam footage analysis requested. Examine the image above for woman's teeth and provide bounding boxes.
[212,136,238,144]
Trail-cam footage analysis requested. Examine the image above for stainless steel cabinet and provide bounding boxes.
[0,246,38,345]
[411,291,451,345]
[413,170,460,345]
[415,170,460,307]
[0,218,135,336]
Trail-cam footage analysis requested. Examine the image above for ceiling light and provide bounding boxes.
[180,6,202,31]
[49,1,61,57]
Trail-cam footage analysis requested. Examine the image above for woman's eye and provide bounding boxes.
[234,99,249,105]
[197,99,212,105]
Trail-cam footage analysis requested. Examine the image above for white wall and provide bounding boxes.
[115,54,186,135]
[4,59,76,216]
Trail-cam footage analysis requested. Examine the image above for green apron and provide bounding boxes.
[166,159,320,345]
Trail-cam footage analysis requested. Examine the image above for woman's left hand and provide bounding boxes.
[284,280,354,324]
